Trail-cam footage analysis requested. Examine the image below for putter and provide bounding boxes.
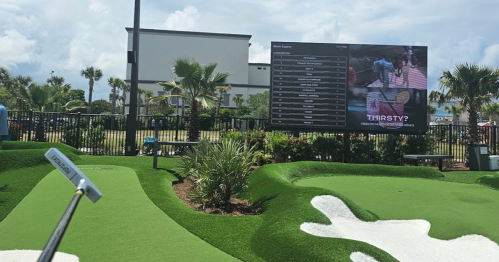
[38,148,103,262]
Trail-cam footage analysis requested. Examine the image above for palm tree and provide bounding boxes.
[108,77,125,115]
[47,75,71,93]
[144,90,154,115]
[427,104,437,124]
[137,87,145,115]
[118,83,130,114]
[431,63,499,144]
[18,83,85,141]
[232,96,245,107]
[482,102,499,124]
[157,58,231,141]
[215,85,231,119]
[80,66,103,115]
[444,104,464,125]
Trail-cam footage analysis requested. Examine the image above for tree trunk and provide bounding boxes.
[187,99,199,142]
[87,79,94,115]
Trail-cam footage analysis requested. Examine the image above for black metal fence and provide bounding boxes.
[6,110,499,162]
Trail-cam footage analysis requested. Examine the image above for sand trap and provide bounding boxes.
[0,250,79,262]
[301,195,499,262]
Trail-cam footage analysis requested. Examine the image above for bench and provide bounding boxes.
[403,154,453,171]
[145,140,219,169]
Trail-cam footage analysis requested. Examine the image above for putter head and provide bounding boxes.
[45,148,103,203]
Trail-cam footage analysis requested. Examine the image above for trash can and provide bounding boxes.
[468,144,489,171]
[490,155,499,171]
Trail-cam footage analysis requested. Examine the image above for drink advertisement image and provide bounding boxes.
[346,44,428,133]
[269,42,428,134]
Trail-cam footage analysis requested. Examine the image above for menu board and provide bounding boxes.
[270,42,349,128]
[269,41,429,133]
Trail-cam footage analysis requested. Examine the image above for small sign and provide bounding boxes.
[480,147,488,155]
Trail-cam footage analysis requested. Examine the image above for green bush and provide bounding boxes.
[287,136,315,162]
[220,129,244,144]
[243,129,266,151]
[379,134,406,165]
[252,150,271,166]
[62,123,83,149]
[84,125,106,152]
[348,133,380,164]
[7,123,22,141]
[406,134,436,155]
[266,131,289,163]
[311,134,343,162]
[199,113,214,130]
[177,139,255,211]
[92,117,105,128]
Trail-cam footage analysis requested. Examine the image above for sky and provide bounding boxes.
[1,0,499,102]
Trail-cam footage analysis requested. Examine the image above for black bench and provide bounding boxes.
[403,154,453,171]
[145,141,220,169]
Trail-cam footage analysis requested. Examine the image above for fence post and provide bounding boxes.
[343,130,350,163]
[76,112,81,150]
[28,109,33,142]
[448,124,452,155]
[175,114,179,141]
[493,122,497,155]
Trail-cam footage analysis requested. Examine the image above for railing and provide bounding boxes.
[6,110,499,162]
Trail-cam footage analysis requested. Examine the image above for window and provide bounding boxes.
[158,91,165,96]
[223,94,230,106]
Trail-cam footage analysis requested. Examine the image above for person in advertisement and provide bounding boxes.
[373,55,395,88]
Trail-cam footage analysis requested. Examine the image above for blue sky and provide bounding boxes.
[1,0,499,102]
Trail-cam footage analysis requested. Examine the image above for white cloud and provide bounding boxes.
[163,5,200,31]
[301,21,341,43]
[249,42,270,63]
[479,44,499,67]
[89,0,107,14]
[0,30,37,68]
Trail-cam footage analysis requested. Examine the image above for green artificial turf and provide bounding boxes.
[296,176,499,243]
[0,165,237,262]
[3,143,499,262]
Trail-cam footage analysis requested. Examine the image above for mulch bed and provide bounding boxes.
[173,177,260,216]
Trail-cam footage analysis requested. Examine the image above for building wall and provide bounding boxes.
[248,63,270,86]
[125,28,270,114]
[126,28,251,84]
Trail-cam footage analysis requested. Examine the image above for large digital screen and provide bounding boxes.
[270,42,428,133]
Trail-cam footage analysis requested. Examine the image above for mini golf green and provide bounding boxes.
[295,176,499,243]
[0,165,238,262]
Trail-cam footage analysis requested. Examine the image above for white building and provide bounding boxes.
[124,28,270,114]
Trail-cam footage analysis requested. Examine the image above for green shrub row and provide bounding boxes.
[221,130,436,166]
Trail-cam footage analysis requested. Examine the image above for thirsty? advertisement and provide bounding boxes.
[270,42,428,133]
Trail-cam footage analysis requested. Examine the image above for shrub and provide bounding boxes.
[177,139,255,212]
[199,113,214,130]
[220,129,244,144]
[7,123,22,141]
[406,134,436,155]
[287,136,315,161]
[379,134,406,165]
[62,123,83,149]
[92,117,105,128]
[348,133,380,164]
[84,125,106,153]
[252,150,271,166]
[266,131,289,163]
[244,129,266,151]
[311,134,343,162]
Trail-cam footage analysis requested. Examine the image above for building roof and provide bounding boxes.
[125,27,252,39]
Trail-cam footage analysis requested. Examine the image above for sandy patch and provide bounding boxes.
[0,250,79,262]
[301,195,499,262]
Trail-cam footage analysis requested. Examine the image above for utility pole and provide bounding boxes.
[125,0,140,156]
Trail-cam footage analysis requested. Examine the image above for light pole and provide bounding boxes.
[125,0,140,156]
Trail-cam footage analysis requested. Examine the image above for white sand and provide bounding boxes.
[301,195,499,262]
[0,250,79,262]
